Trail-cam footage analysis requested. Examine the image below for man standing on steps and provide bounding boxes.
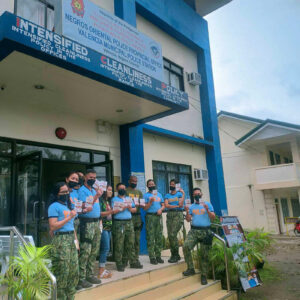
[164,179,185,263]
[112,182,143,271]
[182,188,215,285]
[125,175,144,268]
[77,169,103,289]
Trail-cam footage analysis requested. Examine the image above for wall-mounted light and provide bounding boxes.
[55,127,67,139]
[34,84,45,90]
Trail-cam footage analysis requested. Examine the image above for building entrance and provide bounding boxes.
[0,138,112,246]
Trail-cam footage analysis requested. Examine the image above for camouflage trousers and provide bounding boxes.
[131,214,143,261]
[50,233,79,300]
[183,228,213,275]
[146,214,163,259]
[79,220,101,280]
[166,211,184,256]
[113,219,136,267]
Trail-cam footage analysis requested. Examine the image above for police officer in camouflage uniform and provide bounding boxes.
[125,175,143,268]
[77,169,103,289]
[183,187,215,285]
[112,183,143,271]
[144,179,165,264]
[48,182,79,300]
[164,179,185,263]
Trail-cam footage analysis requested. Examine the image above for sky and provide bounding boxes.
[205,0,300,124]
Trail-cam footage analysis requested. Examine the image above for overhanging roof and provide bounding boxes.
[235,119,300,147]
[195,0,233,16]
[217,110,264,124]
[0,12,189,125]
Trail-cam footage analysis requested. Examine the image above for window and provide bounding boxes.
[269,151,275,165]
[280,198,289,223]
[15,0,55,31]
[291,199,300,217]
[275,153,281,165]
[163,58,184,91]
[152,161,192,199]
[0,158,11,226]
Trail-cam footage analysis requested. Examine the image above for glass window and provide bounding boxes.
[17,0,46,27]
[16,0,55,31]
[280,198,289,223]
[153,161,192,198]
[16,144,90,162]
[269,151,275,165]
[0,141,12,155]
[275,153,281,165]
[291,199,300,217]
[163,58,184,91]
[93,154,106,163]
[0,158,11,226]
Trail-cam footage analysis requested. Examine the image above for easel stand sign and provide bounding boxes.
[220,216,262,292]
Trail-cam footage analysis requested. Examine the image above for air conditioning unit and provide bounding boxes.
[187,72,202,85]
[194,168,208,181]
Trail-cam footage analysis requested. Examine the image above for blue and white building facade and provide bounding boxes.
[0,0,230,250]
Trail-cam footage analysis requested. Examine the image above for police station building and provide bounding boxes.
[0,0,230,251]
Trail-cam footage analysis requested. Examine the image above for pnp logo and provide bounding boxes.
[71,0,85,18]
[161,83,167,89]
[150,43,160,59]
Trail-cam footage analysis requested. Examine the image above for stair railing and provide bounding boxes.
[212,231,230,292]
[0,226,57,300]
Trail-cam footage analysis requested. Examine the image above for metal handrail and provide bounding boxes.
[0,226,57,300]
[212,232,230,292]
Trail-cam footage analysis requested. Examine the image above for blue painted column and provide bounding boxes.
[197,47,227,216]
[114,0,137,27]
[119,124,148,254]
[115,0,148,255]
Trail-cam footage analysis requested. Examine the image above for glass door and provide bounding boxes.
[15,151,43,245]
[87,160,113,187]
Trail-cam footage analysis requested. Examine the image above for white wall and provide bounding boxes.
[0,99,121,177]
[218,116,270,230]
[143,132,210,235]
[91,0,114,13]
[136,15,204,138]
[143,132,209,199]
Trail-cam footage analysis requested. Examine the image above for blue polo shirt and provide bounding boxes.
[165,192,183,211]
[189,202,214,227]
[69,189,78,210]
[112,196,135,220]
[144,192,164,213]
[48,202,74,233]
[78,185,100,218]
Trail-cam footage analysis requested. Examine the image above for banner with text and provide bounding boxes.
[62,0,163,81]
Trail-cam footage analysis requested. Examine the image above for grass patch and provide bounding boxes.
[259,263,281,283]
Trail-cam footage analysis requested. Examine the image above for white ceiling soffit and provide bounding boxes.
[0,51,170,125]
[195,0,233,16]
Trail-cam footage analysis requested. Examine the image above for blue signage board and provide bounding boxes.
[0,13,188,111]
[62,0,163,81]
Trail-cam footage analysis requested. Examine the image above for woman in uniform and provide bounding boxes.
[48,182,79,300]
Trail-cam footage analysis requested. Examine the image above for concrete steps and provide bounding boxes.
[75,261,237,300]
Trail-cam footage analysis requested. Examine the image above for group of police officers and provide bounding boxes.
[48,169,215,300]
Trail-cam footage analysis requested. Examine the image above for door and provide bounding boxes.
[88,160,113,187]
[15,151,43,245]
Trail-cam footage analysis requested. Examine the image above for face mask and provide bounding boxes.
[170,186,176,191]
[129,183,137,189]
[194,195,201,202]
[87,179,95,187]
[68,181,78,188]
[118,189,126,196]
[58,194,69,203]
[148,186,156,192]
[79,177,85,186]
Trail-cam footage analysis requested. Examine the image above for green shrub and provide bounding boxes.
[0,244,52,300]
